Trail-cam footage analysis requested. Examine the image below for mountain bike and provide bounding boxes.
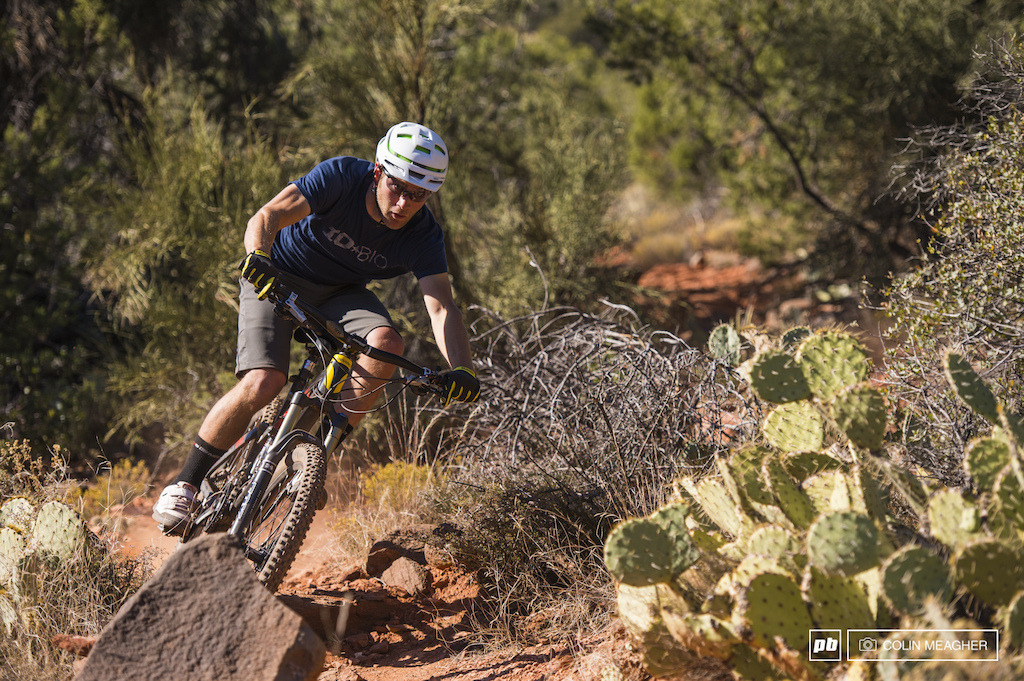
[177,277,449,591]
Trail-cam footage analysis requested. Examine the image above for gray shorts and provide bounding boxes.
[236,273,396,377]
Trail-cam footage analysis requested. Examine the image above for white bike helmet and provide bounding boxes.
[375,122,448,192]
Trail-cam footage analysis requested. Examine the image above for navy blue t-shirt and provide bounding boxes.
[272,156,448,286]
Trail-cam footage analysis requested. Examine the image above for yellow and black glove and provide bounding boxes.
[441,366,480,406]
[238,250,278,300]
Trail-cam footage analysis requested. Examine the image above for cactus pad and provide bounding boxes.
[650,503,702,574]
[1002,591,1024,652]
[605,518,685,586]
[782,451,843,482]
[781,326,812,351]
[691,477,751,538]
[926,489,978,550]
[708,324,743,366]
[880,545,952,616]
[616,584,696,676]
[854,466,890,521]
[0,498,34,533]
[807,512,880,576]
[802,471,851,516]
[804,565,875,630]
[747,525,796,563]
[729,555,794,590]
[661,611,737,660]
[764,458,816,528]
[953,539,1024,606]
[32,501,87,562]
[750,350,812,404]
[832,385,888,451]
[796,331,871,402]
[990,465,1024,543]
[763,401,825,452]
[944,352,999,424]
[0,527,26,589]
[737,572,814,652]
[0,592,16,635]
[616,583,669,636]
[729,643,793,681]
[965,437,1012,492]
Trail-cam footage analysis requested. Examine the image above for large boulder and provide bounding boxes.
[75,533,324,681]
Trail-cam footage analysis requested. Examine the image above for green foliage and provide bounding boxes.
[85,93,288,444]
[285,0,628,315]
[0,1,137,453]
[591,0,1024,277]
[884,41,1024,470]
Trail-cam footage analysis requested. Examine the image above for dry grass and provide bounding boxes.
[0,441,153,681]
[327,459,441,564]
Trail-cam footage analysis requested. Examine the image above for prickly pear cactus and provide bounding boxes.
[990,466,1024,543]
[803,566,875,630]
[780,326,811,351]
[763,401,825,452]
[953,539,1024,606]
[831,385,887,451]
[807,511,881,577]
[32,501,88,561]
[926,490,978,550]
[763,458,816,529]
[685,477,753,538]
[782,451,842,482]
[708,324,743,366]
[880,545,952,616]
[737,571,814,652]
[796,331,871,402]
[944,352,1000,424]
[606,327,1024,679]
[1001,591,1024,651]
[964,436,1011,492]
[0,498,34,533]
[615,583,697,677]
[750,351,812,404]
[605,518,683,586]
[0,527,26,591]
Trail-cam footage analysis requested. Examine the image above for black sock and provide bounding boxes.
[175,436,227,488]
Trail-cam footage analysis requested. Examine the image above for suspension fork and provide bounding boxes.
[228,428,321,539]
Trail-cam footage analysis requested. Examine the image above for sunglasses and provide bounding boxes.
[382,170,431,202]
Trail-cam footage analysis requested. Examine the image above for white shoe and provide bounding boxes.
[152,482,199,535]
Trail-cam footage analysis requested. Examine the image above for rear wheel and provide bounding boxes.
[241,438,327,591]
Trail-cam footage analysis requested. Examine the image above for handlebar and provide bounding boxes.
[256,277,447,395]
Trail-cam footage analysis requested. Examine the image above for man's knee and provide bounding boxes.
[367,326,404,355]
[239,368,287,404]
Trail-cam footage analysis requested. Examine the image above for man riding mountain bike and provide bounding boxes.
[153,122,480,535]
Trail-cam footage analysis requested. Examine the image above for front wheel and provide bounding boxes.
[240,438,327,591]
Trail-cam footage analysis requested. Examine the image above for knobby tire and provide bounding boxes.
[244,438,327,591]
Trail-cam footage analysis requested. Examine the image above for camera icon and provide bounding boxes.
[859,637,878,652]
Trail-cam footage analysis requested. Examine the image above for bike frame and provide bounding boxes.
[188,284,444,553]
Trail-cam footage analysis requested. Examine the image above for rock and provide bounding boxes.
[381,557,430,597]
[52,634,97,657]
[364,525,431,575]
[74,533,325,681]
